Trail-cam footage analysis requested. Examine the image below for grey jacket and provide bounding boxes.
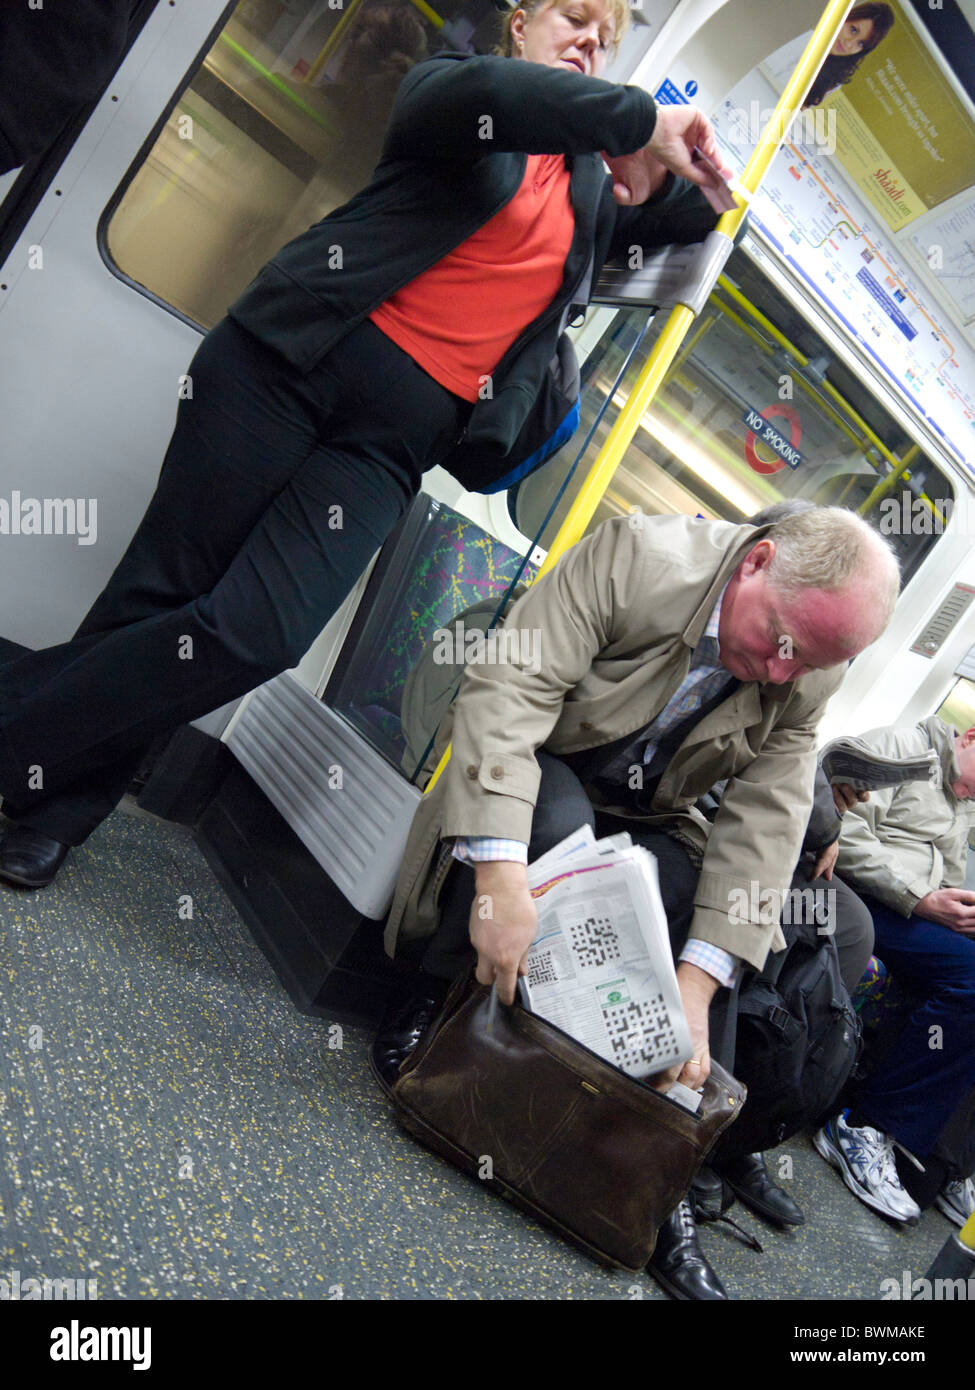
[835,716,975,916]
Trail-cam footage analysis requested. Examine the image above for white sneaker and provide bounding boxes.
[935,1176,975,1229]
[813,1111,922,1225]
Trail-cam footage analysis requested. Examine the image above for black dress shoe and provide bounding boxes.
[713,1151,805,1228]
[0,826,71,887]
[647,1198,729,1300]
[370,972,450,1094]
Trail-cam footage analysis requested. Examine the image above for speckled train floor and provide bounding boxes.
[0,802,958,1300]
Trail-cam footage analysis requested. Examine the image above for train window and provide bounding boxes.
[104,0,488,327]
[514,245,955,589]
[936,679,975,735]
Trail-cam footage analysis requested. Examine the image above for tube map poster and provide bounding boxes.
[659,0,975,473]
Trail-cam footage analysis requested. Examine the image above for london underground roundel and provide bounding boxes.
[744,404,802,475]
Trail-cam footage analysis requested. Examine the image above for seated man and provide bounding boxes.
[815,715,975,1226]
[381,506,899,1297]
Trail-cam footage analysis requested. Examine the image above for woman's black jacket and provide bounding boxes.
[229,51,721,468]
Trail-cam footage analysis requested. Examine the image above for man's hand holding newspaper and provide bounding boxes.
[470,830,706,1100]
[470,860,537,1004]
[658,962,717,1090]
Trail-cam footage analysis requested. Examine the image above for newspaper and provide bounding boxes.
[522,829,693,1083]
[820,737,942,793]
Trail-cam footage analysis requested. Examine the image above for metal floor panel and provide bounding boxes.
[0,803,956,1301]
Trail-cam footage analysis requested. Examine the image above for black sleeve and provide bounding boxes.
[0,0,138,171]
[803,763,842,855]
[382,52,656,162]
[606,174,721,258]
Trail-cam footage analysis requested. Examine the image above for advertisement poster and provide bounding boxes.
[670,1,975,474]
[761,0,975,232]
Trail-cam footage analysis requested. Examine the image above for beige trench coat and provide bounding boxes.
[385,514,846,971]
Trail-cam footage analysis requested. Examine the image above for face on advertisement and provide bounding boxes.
[831,17,876,57]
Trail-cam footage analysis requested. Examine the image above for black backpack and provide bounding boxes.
[714,917,861,1161]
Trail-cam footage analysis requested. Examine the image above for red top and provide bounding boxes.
[369,154,575,403]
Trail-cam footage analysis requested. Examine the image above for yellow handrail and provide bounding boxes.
[708,289,866,446]
[717,276,903,471]
[407,0,445,29]
[961,1208,975,1253]
[306,0,369,84]
[705,288,944,524]
[424,0,855,796]
[306,0,445,86]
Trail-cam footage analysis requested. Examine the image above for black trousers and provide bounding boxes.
[0,317,470,843]
[790,863,873,997]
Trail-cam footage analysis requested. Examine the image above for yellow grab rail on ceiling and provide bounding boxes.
[424,0,855,796]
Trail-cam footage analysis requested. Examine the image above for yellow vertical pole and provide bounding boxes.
[920,1207,975,1294]
[306,0,368,84]
[962,1209,975,1252]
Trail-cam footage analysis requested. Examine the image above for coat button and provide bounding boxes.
[466,765,478,780]
[491,765,504,780]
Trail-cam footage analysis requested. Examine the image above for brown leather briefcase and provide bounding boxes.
[391,970,747,1272]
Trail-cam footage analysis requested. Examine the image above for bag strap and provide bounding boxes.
[710,975,740,1072]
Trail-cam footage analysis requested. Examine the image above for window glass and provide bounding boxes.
[515,245,955,588]
[325,494,537,783]
[106,0,475,325]
[937,678,975,735]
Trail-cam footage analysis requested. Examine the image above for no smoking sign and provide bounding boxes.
[743,404,803,474]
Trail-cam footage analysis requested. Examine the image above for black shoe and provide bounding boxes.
[713,1151,805,1228]
[370,972,450,1094]
[0,826,71,887]
[647,1198,729,1300]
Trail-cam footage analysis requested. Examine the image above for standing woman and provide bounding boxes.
[0,0,730,887]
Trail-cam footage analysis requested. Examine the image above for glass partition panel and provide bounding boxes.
[324,494,539,784]
[937,678,975,735]
[515,245,955,589]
